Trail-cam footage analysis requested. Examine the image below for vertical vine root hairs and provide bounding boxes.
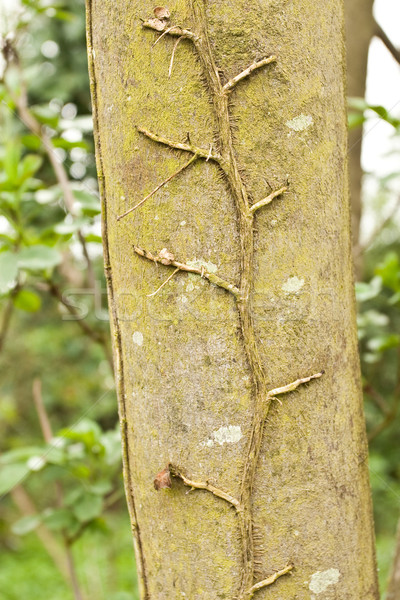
[131,5,326,599]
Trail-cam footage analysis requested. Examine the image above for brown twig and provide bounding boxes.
[142,20,199,43]
[247,564,293,598]
[137,126,221,162]
[266,371,324,401]
[250,186,287,214]
[222,56,277,92]
[167,464,242,511]
[134,245,240,296]
[374,19,400,66]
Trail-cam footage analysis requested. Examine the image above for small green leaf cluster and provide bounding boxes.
[2,419,122,542]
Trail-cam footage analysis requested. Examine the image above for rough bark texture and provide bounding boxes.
[87,1,379,598]
[344,0,374,279]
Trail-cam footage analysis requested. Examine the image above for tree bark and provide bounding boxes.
[87,1,379,598]
[344,0,375,279]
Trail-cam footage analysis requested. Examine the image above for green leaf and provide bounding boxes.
[72,492,103,523]
[0,463,30,495]
[18,154,43,182]
[21,134,42,151]
[12,514,42,536]
[60,419,102,449]
[84,233,102,244]
[367,334,400,353]
[348,112,365,129]
[4,141,21,184]
[0,446,46,465]
[0,251,18,294]
[13,289,42,312]
[355,276,382,302]
[34,187,62,205]
[54,217,89,235]
[89,479,113,496]
[42,508,77,532]
[30,105,59,128]
[375,252,400,292]
[17,245,62,271]
[348,97,368,111]
[73,190,100,216]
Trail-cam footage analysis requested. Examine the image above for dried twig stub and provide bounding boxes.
[153,6,170,20]
[154,466,172,490]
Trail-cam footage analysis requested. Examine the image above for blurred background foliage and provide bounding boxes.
[0,0,399,599]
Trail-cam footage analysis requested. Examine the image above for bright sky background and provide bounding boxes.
[363,0,400,174]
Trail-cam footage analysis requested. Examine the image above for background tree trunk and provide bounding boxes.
[87,0,379,598]
[344,0,375,278]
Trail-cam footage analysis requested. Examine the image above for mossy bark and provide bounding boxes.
[87,1,379,598]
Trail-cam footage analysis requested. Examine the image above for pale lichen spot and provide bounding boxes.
[180,295,188,304]
[187,258,218,273]
[282,276,305,293]
[309,569,340,594]
[132,331,144,346]
[180,220,186,226]
[286,114,313,132]
[186,281,195,292]
[206,425,243,447]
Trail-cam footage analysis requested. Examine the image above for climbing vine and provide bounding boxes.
[116,3,324,599]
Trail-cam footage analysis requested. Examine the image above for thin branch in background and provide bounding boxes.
[374,19,400,66]
[32,378,53,443]
[10,485,70,581]
[387,516,400,600]
[356,194,400,257]
[364,383,391,416]
[46,281,113,371]
[368,347,400,443]
[31,379,85,600]
[0,294,15,354]
[2,50,96,290]
[65,544,84,600]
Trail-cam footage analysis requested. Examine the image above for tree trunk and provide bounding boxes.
[344,0,375,279]
[87,1,379,598]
